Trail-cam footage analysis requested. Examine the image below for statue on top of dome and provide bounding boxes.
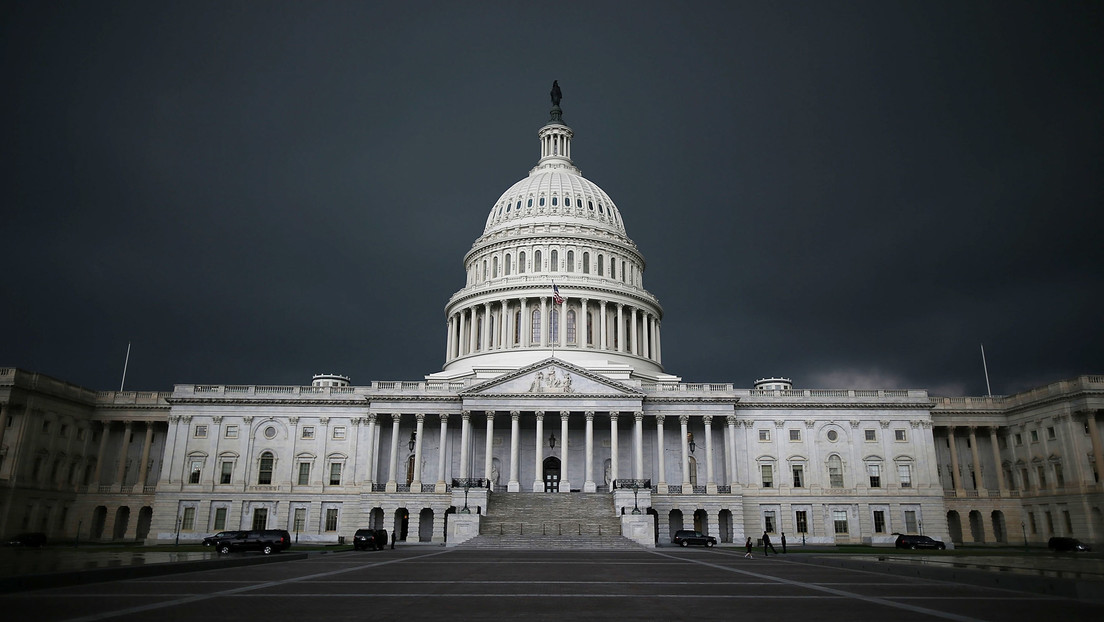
[550,80,562,107]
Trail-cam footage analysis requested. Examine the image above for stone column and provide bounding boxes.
[584,411,596,492]
[947,426,963,491]
[411,414,425,490]
[580,298,589,348]
[446,315,454,361]
[609,412,619,491]
[656,415,667,493]
[641,313,650,359]
[726,416,738,486]
[509,411,520,492]
[704,415,716,493]
[989,426,1007,493]
[630,307,638,355]
[520,298,529,347]
[91,420,111,488]
[1087,412,1104,489]
[113,420,133,489]
[680,415,691,492]
[365,413,378,484]
[559,411,571,492]
[385,414,401,493]
[0,405,8,463]
[633,411,644,480]
[136,422,155,491]
[436,414,449,493]
[540,297,549,347]
[431,509,446,544]
[655,320,662,364]
[482,302,492,351]
[532,411,545,491]
[616,304,624,352]
[458,309,467,356]
[483,411,495,486]
[967,426,983,492]
[459,411,471,479]
[599,301,608,350]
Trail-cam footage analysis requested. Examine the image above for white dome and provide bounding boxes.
[483,167,627,237]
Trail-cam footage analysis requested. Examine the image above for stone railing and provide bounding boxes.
[613,479,651,489]
[745,388,928,399]
[641,383,734,393]
[931,375,1104,413]
[451,478,490,489]
[371,483,387,492]
[179,379,473,399]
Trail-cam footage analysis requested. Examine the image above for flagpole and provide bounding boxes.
[980,343,992,397]
[119,341,131,392]
[551,280,556,360]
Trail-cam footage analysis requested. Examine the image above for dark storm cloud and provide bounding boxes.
[3,1,1101,396]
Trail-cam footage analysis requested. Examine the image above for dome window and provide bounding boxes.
[551,197,558,206]
[534,250,542,272]
[539,197,545,207]
[504,253,511,276]
[528,199,533,208]
[588,201,593,210]
[566,250,574,272]
[516,200,521,210]
[598,204,604,214]
[506,203,511,213]
[519,251,526,274]
[577,199,582,208]
[582,252,590,274]
[597,254,604,276]
[550,249,558,272]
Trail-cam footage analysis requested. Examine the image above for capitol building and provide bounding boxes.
[1,87,1102,548]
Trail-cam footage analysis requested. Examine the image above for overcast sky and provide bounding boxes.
[3,1,1101,396]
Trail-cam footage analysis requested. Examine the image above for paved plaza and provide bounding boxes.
[1,547,1102,622]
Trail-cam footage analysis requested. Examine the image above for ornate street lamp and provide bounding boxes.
[461,481,471,514]
[631,481,641,515]
[408,431,417,452]
[688,432,696,454]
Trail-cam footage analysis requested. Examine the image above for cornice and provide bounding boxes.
[736,401,933,410]
[447,280,663,315]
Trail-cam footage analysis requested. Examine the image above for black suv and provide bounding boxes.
[1048,537,1091,552]
[213,529,292,554]
[894,534,945,550]
[673,529,716,547]
[353,528,387,551]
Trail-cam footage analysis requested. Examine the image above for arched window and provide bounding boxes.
[597,254,604,276]
[577,198,582,208]
[504,253,511,276]
[516,200,521,210]
[531,309,541,343]
[566,250,574,272]
[258,452,274,485]
[482,260,487,281]
[550,249,558,271]
[583,252,590,274]
[492,257,498,278]
[535,250,542,272]
[610,258,616,280]
[527,198,533,207]
[519,251,526,274]
[551,196,558,206]
[539,197,545,207]
[566,309,576,344]
[828,455,844,488]
[586,312,594,345]
[621,261,626,282]
[688,456,698,486]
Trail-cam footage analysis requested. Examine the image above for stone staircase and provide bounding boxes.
[458,492,639,549]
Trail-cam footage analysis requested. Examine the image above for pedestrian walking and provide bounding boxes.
[390,530,396,549]
[744,536,754,559]
[781,532,787,553]
[763,531,778,556]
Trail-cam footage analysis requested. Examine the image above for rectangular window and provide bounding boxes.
[764,511,776,533]
[873,510,886,533]
[1063,510,1073,534]
[59,424,69,437]
[833,510,848,534]
[332,426,346,440]
[213,507,227,530]
[865,429,876,442]
[1045,511,1054,535]
[1047,426,1056,440]
[868,464,881,488]
[1028,512,1037,534]
[1054,464,1064,487]
[42,421,51,433]
[829,463,844,488]
[894,429,906,442]
[897,464,912,488]
[1037,466,1047,489]
[181,507,196,531]
[194,425,207,438]
[1030,430,1039,443]
[302,426,315,439]
[795,511,808,534]
[220,461,233,484]
[293,508,306,532]
[761,465,773,488]
[298,462,311,486]
[758,429,770,441]
[189,460,202,484]
[1014,433,1022,446]
[792,465,804,488]
[904,510,918,533]
[998,436,1007,449]
[789,429,800,441]
[329,462,342,485]
[325,508,339,532]
[1021,468,1030,490]
[224,425,238,439]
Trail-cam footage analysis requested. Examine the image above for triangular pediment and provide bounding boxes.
[461,358,643,397]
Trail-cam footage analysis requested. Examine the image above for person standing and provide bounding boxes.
[390,530,396,550]
[744,536,754,559]
[763,531,778,556]
[781,532,787,554]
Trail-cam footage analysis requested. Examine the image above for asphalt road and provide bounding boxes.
[2,547,1101,621]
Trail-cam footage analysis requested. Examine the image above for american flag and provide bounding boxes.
[552,283,564,305]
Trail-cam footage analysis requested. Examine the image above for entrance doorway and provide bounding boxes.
[252,508,268,530]
[543,457,561,492]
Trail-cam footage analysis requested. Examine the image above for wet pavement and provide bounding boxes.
[0,548,219,578]
[838,553,1104,581]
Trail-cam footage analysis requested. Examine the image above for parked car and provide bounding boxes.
[673,529,716,547]
[353,528,381,550]
[7,532,47,547]
[213,529,292,555]
[202,531,242,547]
[894,534,946,550]
[1048,537,1091,552]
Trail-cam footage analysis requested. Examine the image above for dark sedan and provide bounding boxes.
[673,529,716,547]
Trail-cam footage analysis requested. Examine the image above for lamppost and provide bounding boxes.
[175,516,181,547]
[688,432,696,454]
[461,480,471,514]
[1022,521,1028,551]
[408,431,416,452]
[631,481,641,515]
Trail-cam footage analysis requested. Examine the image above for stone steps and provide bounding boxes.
[457,534,642,550]
[476,492,634,546]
